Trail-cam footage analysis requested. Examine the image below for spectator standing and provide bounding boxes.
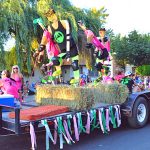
[11,65,24,102]
[121,71,135,93]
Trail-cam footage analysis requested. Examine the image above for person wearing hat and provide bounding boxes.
[121,71,135,93]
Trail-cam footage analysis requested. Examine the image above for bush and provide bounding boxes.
[136,65,150,76]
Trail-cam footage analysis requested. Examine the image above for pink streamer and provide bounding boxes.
[53,120,58,145]
[73,115,79,141]
[63,120,75,143]
[106,109,110,132]
[86,112,90,134]
[30,122,37,150]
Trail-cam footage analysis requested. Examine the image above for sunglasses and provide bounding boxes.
[13,67,18,69]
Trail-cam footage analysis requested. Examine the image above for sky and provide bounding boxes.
[70,0,150,35]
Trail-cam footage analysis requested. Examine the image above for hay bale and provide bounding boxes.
[92,83,129,104]
[36,85,94,110]
[36,83,128,110]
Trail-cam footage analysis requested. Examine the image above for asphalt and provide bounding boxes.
[0,122,150,150]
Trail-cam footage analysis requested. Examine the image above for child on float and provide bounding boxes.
[101,66,114,84]
[0,70,20,106]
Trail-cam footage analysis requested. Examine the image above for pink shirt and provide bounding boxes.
[114,74,125,82]
[102,76,113,84]
[11,74,22,90]
[0,77,19,99]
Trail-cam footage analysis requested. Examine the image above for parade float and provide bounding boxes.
[0,8,150,150]
[1,83,150,150]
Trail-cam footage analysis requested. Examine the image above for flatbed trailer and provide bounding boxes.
[0,90,150,149]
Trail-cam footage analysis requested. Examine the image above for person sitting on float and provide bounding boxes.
[101,66,113,84]
[0,70,19,99]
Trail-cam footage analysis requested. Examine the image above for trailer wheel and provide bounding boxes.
[128,97,149,128]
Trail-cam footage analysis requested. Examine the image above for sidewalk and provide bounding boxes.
[22,95,39,108]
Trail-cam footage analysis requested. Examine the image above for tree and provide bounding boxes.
[0,0,38,73]
[0,0,109,73]
[136,65,150,76]
[112,30,150,67]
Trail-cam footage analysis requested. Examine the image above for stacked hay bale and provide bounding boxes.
[36,83,129,110]
[92,83,129,105]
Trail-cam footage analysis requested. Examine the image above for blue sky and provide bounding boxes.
[70,0,150,35]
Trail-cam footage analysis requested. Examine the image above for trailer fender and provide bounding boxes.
[121,91,150,117]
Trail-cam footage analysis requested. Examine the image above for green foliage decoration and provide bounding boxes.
[136,65,150,76]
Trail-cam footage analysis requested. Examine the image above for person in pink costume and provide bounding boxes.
[114,71,125,83]
[11,65,23,91]
[43,30,60,59]
[0,70,19,99]
[101,67,113,84]
[11,65,24,102]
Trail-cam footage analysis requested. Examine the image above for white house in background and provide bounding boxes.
[125,64,134,73]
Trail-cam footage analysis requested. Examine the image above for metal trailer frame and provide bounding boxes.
[0,104,119,135]
[0,90,150,135]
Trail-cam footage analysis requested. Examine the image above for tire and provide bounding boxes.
[127,97,149,128]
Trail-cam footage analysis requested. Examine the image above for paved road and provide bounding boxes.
[1,121,150,150]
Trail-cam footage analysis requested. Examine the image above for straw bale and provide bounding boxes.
[36,83,128,110]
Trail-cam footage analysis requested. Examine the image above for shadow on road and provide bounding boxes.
[1,120,150,150]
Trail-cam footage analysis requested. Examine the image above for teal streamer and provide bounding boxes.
[109,106,117,128]
[77,112,86,134]
[56,117,64,149]
[101,108,107,133]
[67,115,72,134]
[91,109,99,131]
[41,119,54,150]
